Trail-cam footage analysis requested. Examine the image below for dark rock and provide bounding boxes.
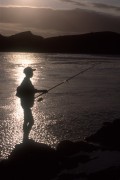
[56,140,99,156]
[1,139,60,180]
[57,172,87,180]
[1,118,120,179]
[88,166,120,180]
[86,119,120,150]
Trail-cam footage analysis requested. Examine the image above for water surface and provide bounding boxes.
[0,52,120,159]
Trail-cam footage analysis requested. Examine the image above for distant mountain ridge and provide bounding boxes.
[0,31,120,54]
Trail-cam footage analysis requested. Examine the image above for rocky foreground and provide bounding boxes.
[1,118,120,180]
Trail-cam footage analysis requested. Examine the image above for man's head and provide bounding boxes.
[23,67,36,77]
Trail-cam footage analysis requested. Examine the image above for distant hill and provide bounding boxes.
[0,31,120,54]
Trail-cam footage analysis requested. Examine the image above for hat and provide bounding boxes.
[23,67,36,74]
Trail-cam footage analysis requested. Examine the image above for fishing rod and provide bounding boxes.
[35,63,99,102]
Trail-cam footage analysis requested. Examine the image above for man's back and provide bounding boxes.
[20,77,35,108]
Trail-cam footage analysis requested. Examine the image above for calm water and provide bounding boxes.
[0,52,120,159]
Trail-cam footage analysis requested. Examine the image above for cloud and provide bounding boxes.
[92,2,120,12]
[59,0,120,14]
[59,0,86,7]
[0,7,120,37]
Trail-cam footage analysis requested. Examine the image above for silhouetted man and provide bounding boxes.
[16,67,47,142]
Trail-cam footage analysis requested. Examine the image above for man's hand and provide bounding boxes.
[42,90,48,94]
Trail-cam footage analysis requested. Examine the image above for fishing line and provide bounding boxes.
[35,62,100,102]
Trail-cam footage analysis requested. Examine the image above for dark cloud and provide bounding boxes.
[59,0,120,13]
[92,3,120,11]
[59,0,86,7]
[0,7,120,37]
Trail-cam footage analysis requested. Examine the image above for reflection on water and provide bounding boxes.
[12,53,38,84]
[0,52,53,159]
[0,52,120,159]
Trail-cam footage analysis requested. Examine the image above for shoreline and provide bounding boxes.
[1,118,120,179]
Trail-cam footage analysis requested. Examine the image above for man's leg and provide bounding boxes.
[23,108,34,141]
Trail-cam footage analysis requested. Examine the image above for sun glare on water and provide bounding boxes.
[0,53,40,158]
[13,53,37,83]
[1,52,59,159]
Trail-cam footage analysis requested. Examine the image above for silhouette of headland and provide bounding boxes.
[0,31,120,54]
[1,118,120,180]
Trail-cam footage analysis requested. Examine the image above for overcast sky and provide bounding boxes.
[0,0,120,37]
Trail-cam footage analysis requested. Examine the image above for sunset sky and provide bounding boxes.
[0,0,120,37]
